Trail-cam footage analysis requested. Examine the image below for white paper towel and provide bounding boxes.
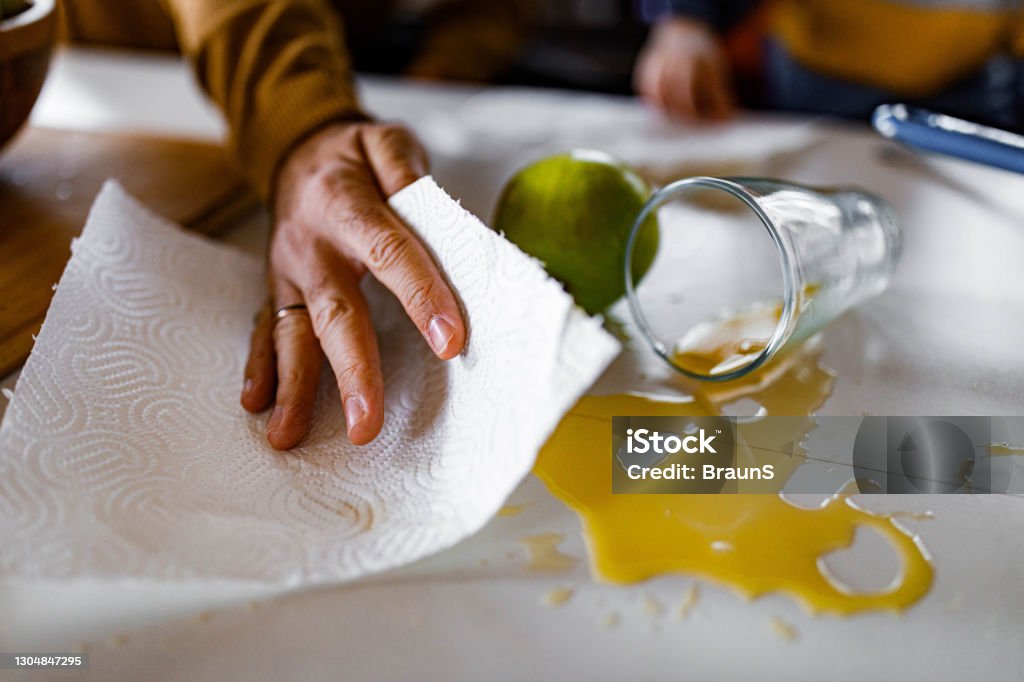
[0,178,619,585]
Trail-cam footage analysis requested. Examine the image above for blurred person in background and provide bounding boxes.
[634,0,1024,130]
[58,0,535,449]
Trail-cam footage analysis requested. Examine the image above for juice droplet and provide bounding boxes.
[519,532,578,574]
[498,504,526,517]
[642,594,664,617]
[676,584,700,620]
[542,586,574,607]
[769,616,798,641]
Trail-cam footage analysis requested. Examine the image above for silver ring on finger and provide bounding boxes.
[273,303,310,324]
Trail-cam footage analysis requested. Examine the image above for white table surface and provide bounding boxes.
[1,47,1023,681]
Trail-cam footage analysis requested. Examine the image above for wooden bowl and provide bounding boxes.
[0,0,56,151]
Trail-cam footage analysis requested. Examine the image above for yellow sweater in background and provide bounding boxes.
[771,0,1024,96]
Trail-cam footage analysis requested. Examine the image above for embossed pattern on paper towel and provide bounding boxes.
[0,179,619,584]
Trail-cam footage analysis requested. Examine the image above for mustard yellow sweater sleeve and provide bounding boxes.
[159,0,367,200]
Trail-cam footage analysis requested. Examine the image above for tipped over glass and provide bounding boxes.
[624,177,903,382]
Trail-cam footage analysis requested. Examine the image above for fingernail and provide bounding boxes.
[243,377,254,395]
[428,315,454,355]
[345,395,367,431]
[267,405,284,433]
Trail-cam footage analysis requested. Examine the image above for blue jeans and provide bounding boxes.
[763,39,1024,131]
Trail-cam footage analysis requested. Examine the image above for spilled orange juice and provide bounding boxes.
[673,285,819,378]
[672,304,775,377]
[534,306,934,615]
[990,443,1024,457]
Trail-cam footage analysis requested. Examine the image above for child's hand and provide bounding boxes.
[634,16,736,121]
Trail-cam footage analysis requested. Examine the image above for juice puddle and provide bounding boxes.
[533,308,934,616]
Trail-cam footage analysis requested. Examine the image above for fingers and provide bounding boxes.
[348,208,467,360]
[662,66,700,120]
[634,32,735,121]
[241,302,276,413]
[254,259,388,448]
[297,251,385,446]
[266,281,322,450]
[694,58,735,120]
[346,125,466,361]
[321,168,467,361]
[634,52,661,109]
[360,124,430,197]
[636,49,678,116]
[637,48,703,121]
[657,56,734,121]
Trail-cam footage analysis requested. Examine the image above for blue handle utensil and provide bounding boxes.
[873,104,1024,175]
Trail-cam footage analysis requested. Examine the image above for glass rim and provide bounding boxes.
[623,176,799,382]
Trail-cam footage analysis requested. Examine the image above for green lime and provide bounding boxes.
[493,150,659,315]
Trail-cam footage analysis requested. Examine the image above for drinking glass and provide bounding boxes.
[623,177,903,381]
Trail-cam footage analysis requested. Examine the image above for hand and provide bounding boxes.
[634,17,736,121]
[241,122,467,449]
